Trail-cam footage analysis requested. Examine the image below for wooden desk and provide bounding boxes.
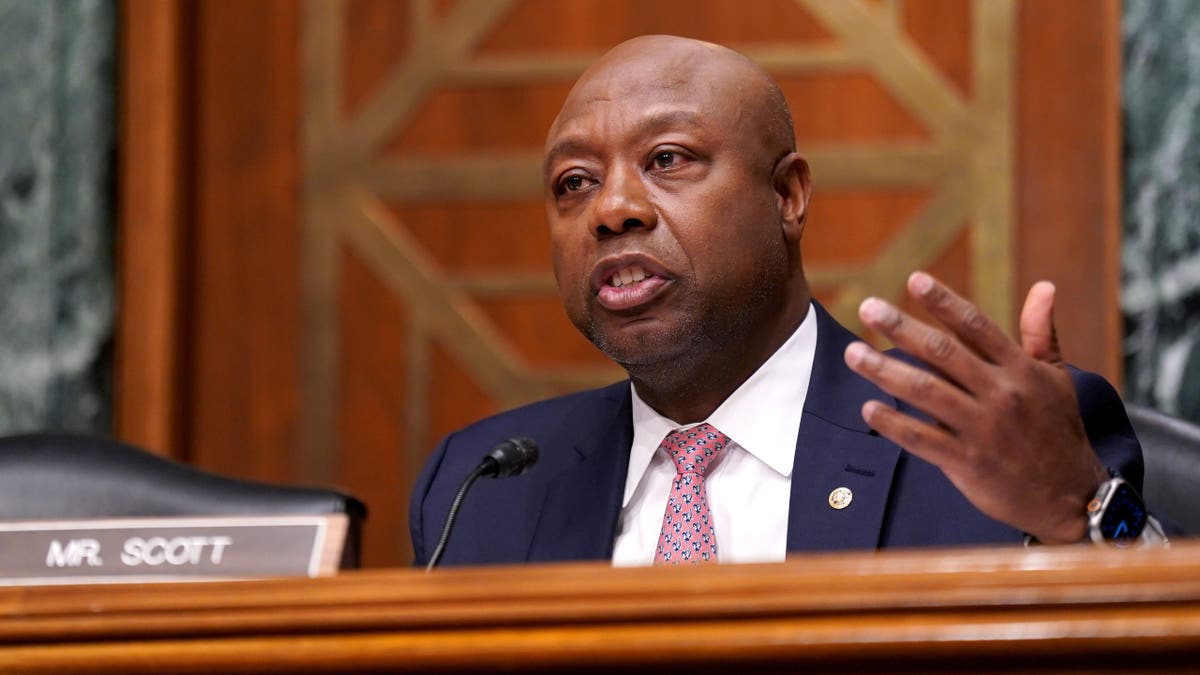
[4,543,1200,673]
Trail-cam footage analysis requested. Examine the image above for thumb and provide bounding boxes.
[1019,281,1061,364]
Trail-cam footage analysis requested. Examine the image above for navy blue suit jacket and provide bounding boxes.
[410,304,1143,567]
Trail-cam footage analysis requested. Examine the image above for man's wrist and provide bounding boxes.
[1033,463,1108,544]
[1024,472,1168,549]
[1024,514,1169,549]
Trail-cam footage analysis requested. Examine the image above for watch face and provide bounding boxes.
[1100,482,1148,544]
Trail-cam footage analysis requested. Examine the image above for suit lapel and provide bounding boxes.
[787,303,901,553]
[525,383,633,562]
[519,303,900,560]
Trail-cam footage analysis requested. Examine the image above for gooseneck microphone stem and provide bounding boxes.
[425,437,539,572]
[425,464,486,572]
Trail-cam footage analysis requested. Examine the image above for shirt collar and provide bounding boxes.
[624,304,818,506]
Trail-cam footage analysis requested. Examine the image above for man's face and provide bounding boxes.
[544,49,793,371]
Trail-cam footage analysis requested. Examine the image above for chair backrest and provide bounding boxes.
[1126,405,1200,536]
[0,433,366,568]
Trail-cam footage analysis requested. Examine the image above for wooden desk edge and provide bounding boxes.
[3,542,1200,672]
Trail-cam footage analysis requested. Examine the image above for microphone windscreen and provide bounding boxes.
[484,437,539,478]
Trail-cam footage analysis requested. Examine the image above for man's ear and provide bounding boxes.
[773,152,811,245]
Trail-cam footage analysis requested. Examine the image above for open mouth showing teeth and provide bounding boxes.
[595,261,668,311]
[608,265,651,287]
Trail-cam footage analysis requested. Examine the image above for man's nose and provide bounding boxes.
[589,167,656,239]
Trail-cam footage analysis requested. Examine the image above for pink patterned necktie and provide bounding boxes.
[654,423,729,565]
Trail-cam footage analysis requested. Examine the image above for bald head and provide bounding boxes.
[547,35,795,171]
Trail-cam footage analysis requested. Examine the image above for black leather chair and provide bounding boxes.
[1127,405,1200,536]
[0,433,366,568]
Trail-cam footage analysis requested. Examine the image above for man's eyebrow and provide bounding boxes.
[543,109,707,176]
[543,138,595,176]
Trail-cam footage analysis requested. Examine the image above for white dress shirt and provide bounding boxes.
[612,304,817,566]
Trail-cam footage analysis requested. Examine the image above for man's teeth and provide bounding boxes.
[610,265,648,287]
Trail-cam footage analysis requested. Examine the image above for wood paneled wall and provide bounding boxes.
[117,0,1121,567]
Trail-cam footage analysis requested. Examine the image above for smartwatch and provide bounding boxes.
[1086,477,1148,546]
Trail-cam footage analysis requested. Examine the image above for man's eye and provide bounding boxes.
[653,151,677,169]
[562,175,586,192]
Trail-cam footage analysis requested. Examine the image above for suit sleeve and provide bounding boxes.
[1071,367,1144,489]
[1071,367,1181,538]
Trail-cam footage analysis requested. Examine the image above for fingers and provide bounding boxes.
[845,341,976,429]
[1019,281,1062,364]
[857,295,991,392]
[906,271,1022,365]
[860,399,959,468]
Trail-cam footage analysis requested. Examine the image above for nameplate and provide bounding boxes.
[0,514,347,586]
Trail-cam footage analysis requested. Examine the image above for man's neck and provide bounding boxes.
[628,300,810,424]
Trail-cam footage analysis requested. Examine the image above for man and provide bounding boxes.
[411,36,1158,567]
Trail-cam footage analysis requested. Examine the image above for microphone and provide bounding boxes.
[425,437,539,571]
[480,436,539,478]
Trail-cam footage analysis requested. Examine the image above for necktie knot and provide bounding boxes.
[662,423,728,478]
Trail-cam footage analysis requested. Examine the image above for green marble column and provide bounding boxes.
[1123,1,1200,420]
[0,0,115,433]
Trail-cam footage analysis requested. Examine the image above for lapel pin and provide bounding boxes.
[828,487,853,510]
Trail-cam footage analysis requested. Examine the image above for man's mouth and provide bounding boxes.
[606,264,651,288]
[596,263,669,311]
